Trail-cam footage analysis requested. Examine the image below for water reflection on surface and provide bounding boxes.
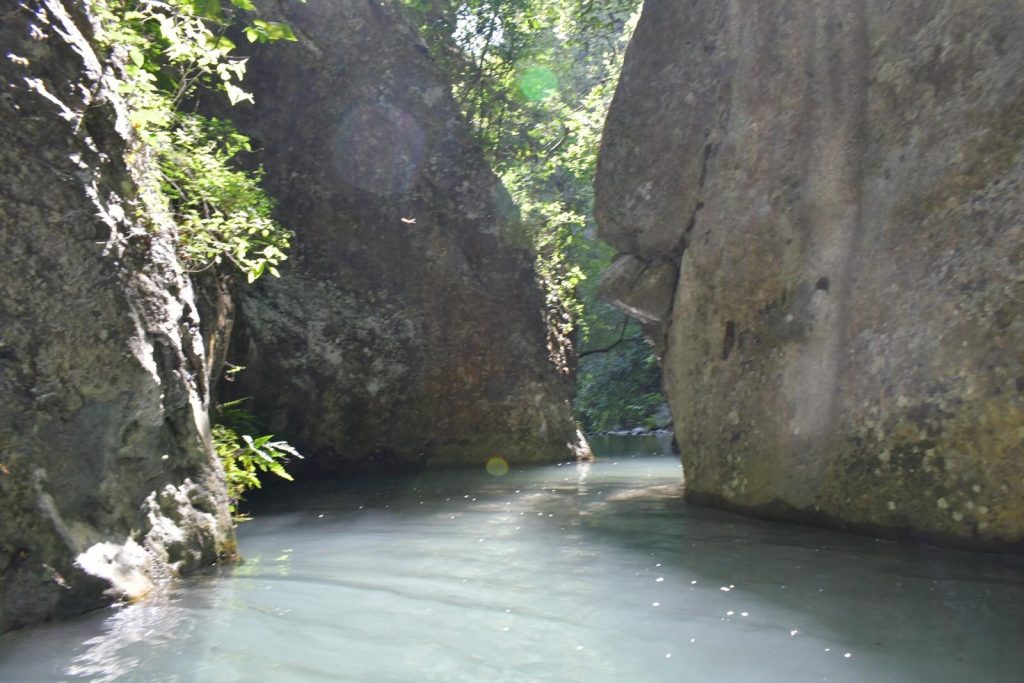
[1,436,1022,682]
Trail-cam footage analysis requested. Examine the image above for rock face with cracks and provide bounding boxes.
[0,0,234,633]
[221,0,579,471]
[595,0,1024,549]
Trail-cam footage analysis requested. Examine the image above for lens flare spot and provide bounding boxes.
[486,456,509,477]
[518,66,558,101]
[334,103,425,194]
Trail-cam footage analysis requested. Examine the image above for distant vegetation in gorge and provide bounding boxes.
[401,0,665,432]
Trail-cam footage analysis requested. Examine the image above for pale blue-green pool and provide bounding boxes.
[1,436,1022,682]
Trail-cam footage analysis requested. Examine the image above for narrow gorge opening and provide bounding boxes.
[1,1,1022,681]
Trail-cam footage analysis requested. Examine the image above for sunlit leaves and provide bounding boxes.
[91,0,258,114]
[404,0,641,334]
[163,116,292,280]
[244,19,298,43]
[224,81,254,104]
[90,0,295,282]
[127,45,145,66]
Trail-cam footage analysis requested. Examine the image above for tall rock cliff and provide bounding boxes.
[0,0,234,632]
[595,1,1023,548]
[220,0,579,470]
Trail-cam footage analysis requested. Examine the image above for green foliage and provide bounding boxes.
[244,18,298,43]
[213,399,303,516]
[90,0,297,282]
[401,1,640,332]
[160,116,289,281]
[574,312,663,432]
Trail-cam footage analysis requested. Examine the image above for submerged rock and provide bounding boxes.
[219,0,578,470]
[595,1,1024,549]
[0,0,233,632]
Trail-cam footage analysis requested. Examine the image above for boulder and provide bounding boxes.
[597,254,677,326]
[596,0,1024,549]
[0,0,234,632]
[218,0,579,470]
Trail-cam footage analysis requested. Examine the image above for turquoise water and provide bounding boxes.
[1,436,1022,682]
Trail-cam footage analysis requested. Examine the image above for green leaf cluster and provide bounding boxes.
[574,322,663,432]
[160,116,289,281]
[212,398,303,516]
[90,0,298,282]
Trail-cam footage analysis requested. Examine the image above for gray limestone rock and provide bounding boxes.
[598,254,678,326]
[218,0,579,470]
[596,0,1024,549]
[0,0,234,633]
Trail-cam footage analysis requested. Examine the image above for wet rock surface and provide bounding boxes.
[596,0,1024,548]
[0,0,233,632]
[220,0,578,471]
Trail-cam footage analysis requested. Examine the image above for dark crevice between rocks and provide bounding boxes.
[193,271,236,401]
[146,333,202,477]
[722,320,737,361]
[680,141,715,254]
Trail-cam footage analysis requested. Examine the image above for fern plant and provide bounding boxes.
[213,399,303,516]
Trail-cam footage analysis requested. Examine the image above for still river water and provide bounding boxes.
[1,436,1022,682]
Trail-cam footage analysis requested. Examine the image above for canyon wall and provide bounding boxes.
[0,0,234,632]
[595,0,1024,548]
[221,0,579,470]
